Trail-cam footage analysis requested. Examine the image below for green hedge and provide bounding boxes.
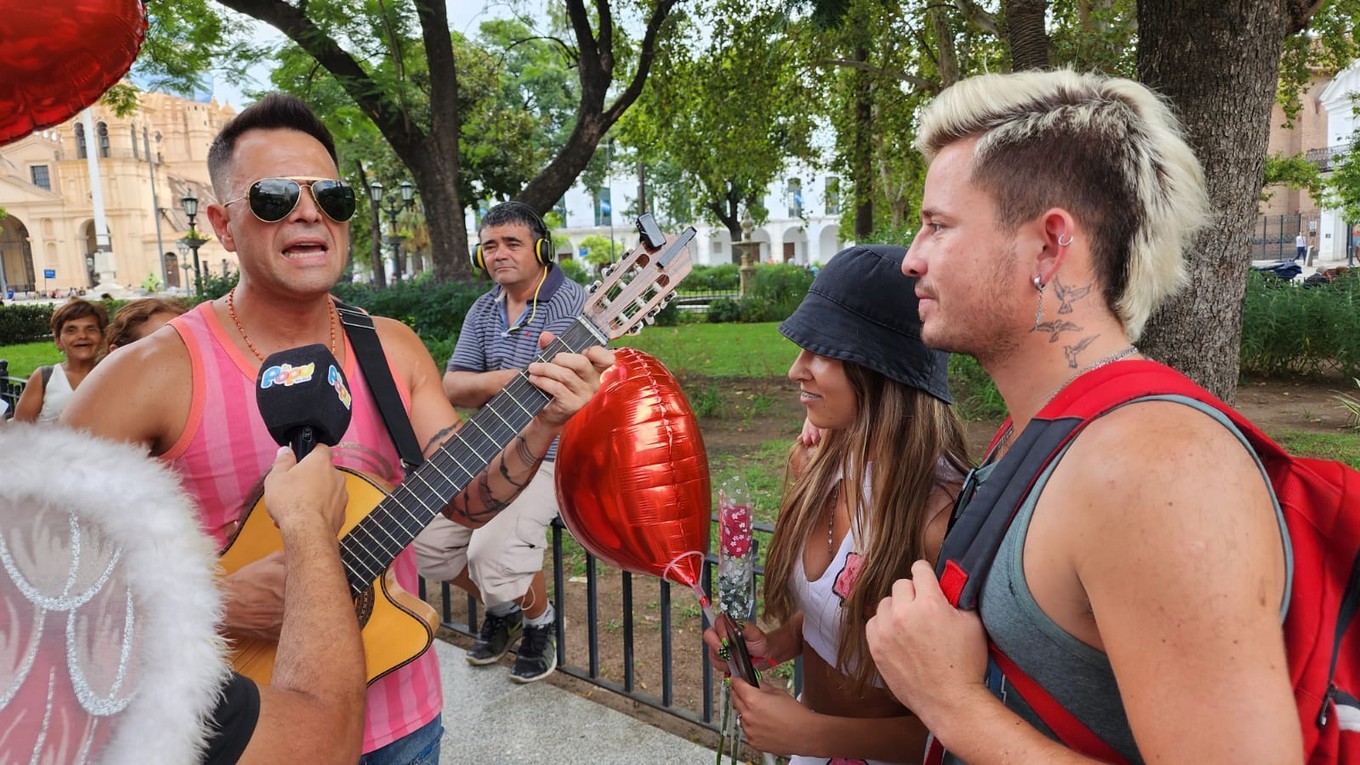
[333,275,486,359]
[686,263,740,292]
[0,303,55,345]
[1240,270,1360,379]
[705,264,813,324]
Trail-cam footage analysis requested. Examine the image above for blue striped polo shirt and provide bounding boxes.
[446,265,587,462]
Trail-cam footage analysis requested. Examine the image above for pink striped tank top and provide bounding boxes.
[164,302,442,753]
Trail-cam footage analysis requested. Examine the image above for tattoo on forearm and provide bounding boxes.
[1052,276,1092,314]
[474,474,511,519]
[498,451,530,491]
[1062,335,1099,368]
[514,435,544,468]
[425,423,460,453]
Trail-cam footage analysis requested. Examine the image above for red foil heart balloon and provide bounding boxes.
[0,0,147,146]
[555,347,711,590]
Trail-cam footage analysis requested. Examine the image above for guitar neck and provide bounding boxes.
[339,317,609,597]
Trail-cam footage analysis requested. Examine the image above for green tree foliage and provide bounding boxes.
[577,233,617,266]
[619,1,818,246]
[1264,152,1326,201]
[137,0,681,283]
[1325,123,1360,227]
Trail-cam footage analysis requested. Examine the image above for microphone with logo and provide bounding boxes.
[255,344,354,460]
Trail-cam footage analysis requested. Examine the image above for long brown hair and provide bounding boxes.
[763,359,970,694]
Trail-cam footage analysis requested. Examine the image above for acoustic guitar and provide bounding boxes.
[220,216,696,685]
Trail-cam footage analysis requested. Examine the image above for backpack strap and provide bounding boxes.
[1323,553,1360,726]
[931,359,1244,761]
[40,365,53,388]
[332,300,425,470]
[988,647,1132,764]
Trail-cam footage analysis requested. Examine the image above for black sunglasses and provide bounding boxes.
[225,177,357,223]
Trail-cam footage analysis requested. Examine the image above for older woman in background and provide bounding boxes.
[14,298,108,424]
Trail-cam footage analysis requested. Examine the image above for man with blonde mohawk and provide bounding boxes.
[865,70,1301,764]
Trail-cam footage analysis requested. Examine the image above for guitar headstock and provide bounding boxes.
[581,213,696,340]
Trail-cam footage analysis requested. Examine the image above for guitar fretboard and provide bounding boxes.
[338,317,608,597]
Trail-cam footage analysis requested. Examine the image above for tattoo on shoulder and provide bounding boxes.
[1062,335,1100,368]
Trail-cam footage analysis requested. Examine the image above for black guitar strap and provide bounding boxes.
[333,299,425,470]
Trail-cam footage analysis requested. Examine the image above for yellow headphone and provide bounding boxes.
[472,202,554,272]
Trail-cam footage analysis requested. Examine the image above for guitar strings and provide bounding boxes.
[339,319,600,593]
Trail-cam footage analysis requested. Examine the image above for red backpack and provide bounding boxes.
[930,359,1360,763]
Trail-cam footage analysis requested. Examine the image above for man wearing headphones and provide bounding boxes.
[415,201,585,682]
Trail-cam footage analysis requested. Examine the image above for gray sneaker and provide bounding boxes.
[467,609,522,665]
[509,622,557,683]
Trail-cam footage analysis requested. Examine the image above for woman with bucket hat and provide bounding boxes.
[705,244,970,763]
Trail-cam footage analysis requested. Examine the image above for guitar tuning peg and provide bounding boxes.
[589,281,602,292]
[626,324,644,336]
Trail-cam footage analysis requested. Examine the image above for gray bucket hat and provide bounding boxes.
[778,245,952,404]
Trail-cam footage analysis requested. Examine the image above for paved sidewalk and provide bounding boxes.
[432,639,715,764]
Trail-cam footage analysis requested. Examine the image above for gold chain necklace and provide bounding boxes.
[226,287,337,362]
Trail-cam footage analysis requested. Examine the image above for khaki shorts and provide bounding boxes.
[414,462,558,608]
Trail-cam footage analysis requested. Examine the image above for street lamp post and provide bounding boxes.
[181,194,207,296]
[175,239,189,293]
[368,180,417,282]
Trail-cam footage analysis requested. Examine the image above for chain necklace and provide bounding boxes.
[1045,344,1139,406]
[824,482,840,555]
[996,344,1139,452]
[226,287,337,362]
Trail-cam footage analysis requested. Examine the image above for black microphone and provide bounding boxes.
[255,344,354,460]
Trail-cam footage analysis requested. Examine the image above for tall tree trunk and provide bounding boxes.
[1004,0,1051,70]
[408,139,466,282]
[930,4,960,87]
[708,192,742,263]
[516,0,677,215]
[851,42,874,240]
[1136,0,1290,402]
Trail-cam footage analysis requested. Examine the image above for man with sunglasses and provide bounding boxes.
[63,92,615,765]
[862,71,1299,763]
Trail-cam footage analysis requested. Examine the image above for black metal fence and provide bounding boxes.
[420,516,797,733]
[671,290,740,312]
[0,362,23,417]
[1253,213,1318,261]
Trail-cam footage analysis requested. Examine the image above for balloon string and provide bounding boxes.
[661,549,703,589]
[691,584,716,627]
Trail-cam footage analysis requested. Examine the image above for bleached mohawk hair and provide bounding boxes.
[916,69,1210,340]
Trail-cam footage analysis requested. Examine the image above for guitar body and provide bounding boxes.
[218,468,439,686]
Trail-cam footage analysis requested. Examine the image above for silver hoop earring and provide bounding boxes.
[1032,275,1045,292]
[1057,233,1074,247]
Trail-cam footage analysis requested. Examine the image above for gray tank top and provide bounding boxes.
[945,395,1292,764]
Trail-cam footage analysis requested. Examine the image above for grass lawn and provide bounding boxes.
[0,341,60,380]
[613,321,796,378]
[1274,430,1360,469]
